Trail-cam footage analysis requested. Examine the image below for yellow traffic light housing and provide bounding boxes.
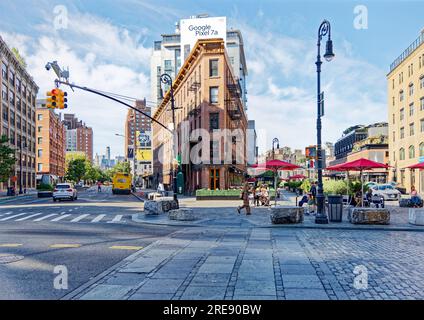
[56,89,67,109]
[46,88,59,109]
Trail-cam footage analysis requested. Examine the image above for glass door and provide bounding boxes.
[210,169,220,190]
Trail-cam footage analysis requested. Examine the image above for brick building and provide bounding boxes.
[1,36,38,191]
[152,39,248,193]
[35,99,66,180]
[63,114,93,162]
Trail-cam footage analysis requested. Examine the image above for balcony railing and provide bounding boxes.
[390,32,424,72]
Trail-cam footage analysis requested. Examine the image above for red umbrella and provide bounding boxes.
[406,163,424,170]
[327,158,389,206]
[251,160,302,206]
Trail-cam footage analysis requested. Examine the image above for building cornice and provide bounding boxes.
[0,36,39,92]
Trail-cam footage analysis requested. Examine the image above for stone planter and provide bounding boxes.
[168,208,196,221]
[408,209,424,226]
[270,206,304,224]
[143,199,179,215]
[348,208,390,225]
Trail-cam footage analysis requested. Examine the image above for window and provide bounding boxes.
[420,143,424,157]
[421,119,424,132]
[421,97,424,111]
[392,96,395,106]
[410,103,414,116]
[392,113,395,124]
[399,148,405,160]
[409,83,414,96]
[421,76,424,89]
[37,163,42,172]
[37,149,42,157]
[38,126,42,132]
[37,114,42,121]
[37,137,42,144]
[400,127,405,139]
[9,90,14,106]
[409,145,415,159]
[400,90,404,101]
[1,62,7,79]
[400,108,404,121]
[1,83,7,100]
[9,71,14,86]
[410,123,415,136]
[209,59,219,77]
[392,131,395,142]
[209,87,218,104]
[2,106,8,122]
[209,112,219,131]
[164,60,172,73]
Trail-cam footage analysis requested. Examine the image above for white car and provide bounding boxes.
[370,184,401,201]
[53,183,78,201]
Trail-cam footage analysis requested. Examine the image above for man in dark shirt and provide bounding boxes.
[309,182,317,213]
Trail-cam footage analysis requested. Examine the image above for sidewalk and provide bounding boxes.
[67,225,424,300]
[0,189,37,203]
[132,191,424,232]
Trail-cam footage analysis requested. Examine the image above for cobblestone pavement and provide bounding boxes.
[69,226,424,300]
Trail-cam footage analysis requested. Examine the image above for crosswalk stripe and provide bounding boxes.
[15,213,44,221]
[109,245,143,250]
[59,211,66,215]
[70,214,90,222]
[49,244,81,248]
[51,214,71,222]
[4,211,13,215]
[107,215,123,223]
[0,243,23,247]
[91,214,106,223]
[34,214,58,222]
[0,212,29,221]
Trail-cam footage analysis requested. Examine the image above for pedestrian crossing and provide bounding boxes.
[0,211,131,224]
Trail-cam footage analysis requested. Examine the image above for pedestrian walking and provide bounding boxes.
[237,182,251,215]
[97,181,102,192]
[309,181,317,213]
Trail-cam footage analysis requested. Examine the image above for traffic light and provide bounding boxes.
[46,88,59,109]
[57,89,68,109]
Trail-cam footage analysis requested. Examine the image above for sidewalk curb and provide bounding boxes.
[60,240,161,300]
[130,213,424,232]
[131,192,145,202]
[0,194,36,204]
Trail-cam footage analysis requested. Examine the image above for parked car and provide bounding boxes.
[53,183,78,201]
[370,184,401,201]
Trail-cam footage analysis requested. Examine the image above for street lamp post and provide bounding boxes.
[315,20,335,224]
[272,138,280,205]
[160,73,178,203]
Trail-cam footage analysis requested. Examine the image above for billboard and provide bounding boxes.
[136,130,152,148]
[136,149,152,162]
[180,16,227,61]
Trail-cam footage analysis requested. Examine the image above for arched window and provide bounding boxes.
[420,143,424,157]
[400,148,405,160]
[409,145,415,159]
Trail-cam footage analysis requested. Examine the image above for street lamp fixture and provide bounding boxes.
[272,138,280,160]
[160,73,178,204]
[315,20,335,224]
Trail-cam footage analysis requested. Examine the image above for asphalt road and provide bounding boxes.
[0,187,177,299]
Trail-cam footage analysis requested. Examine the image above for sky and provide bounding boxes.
[0,0,423,158]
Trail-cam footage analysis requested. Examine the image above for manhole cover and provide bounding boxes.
[0,254,25,264]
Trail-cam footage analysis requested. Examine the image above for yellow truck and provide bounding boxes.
[112,172,132,195]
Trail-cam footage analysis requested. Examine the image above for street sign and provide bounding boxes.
[127,147,134,159]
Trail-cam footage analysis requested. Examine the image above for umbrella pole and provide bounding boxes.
[346,171,350,205]
[274,170,277,207]
[361,170,364,207]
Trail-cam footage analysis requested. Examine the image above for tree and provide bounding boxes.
[0,135,16,183]
[65,158,87,183]
[108,161,131,177]
[11,48,27,69]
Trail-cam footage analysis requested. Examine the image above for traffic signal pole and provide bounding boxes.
[54,79,172,134]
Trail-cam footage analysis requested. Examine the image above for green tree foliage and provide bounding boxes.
[11,48,27,69]
[0,135,16,183]
[65,158,87,183]
[107,161,131,177]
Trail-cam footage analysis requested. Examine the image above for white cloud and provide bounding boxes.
[1,12,152,159]
[240,22,387,155]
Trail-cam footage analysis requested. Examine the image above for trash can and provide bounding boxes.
[327,195,343,222]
